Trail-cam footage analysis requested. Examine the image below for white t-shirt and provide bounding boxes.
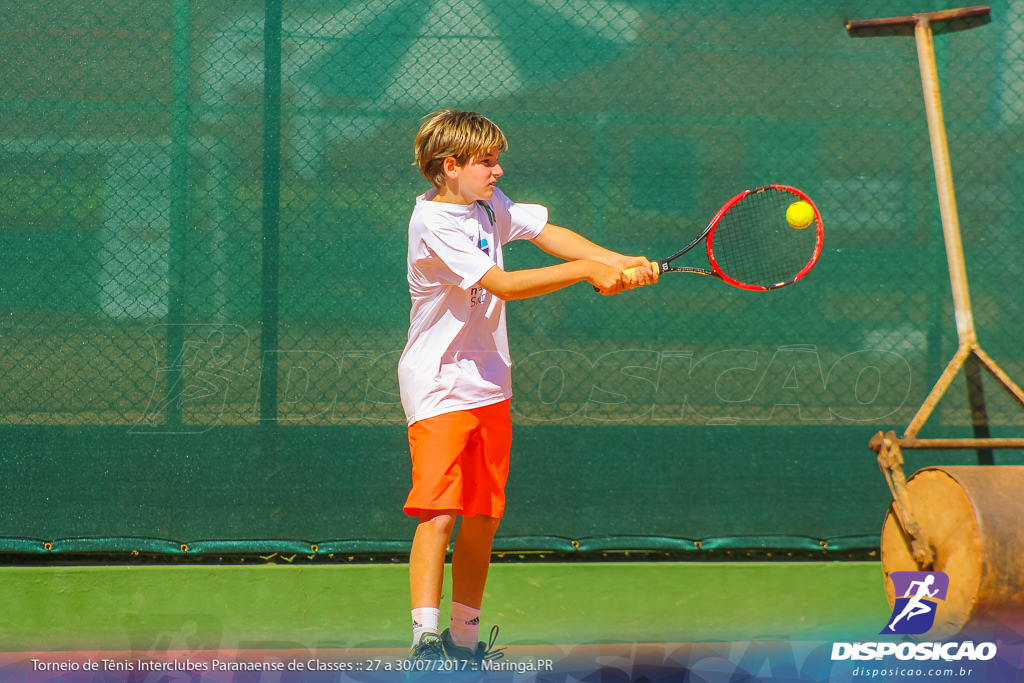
[398,187,548,425]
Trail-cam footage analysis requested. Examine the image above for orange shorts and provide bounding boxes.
[404,399,513,519]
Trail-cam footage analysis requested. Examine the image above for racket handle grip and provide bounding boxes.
[593,262,660,293]
[623,262,661,281]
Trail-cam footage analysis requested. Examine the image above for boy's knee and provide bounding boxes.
[462,514,501,534]
[418,510,457,534]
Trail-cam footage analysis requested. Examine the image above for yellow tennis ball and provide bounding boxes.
[786,201,814,229]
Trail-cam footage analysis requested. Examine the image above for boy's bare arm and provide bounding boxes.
[477,223,658,299]
[531,224,654,275]
[478,261,624,300]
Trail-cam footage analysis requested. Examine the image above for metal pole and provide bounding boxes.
[912,16,977,347]
[167,0,192,428]
[260,0,283,425]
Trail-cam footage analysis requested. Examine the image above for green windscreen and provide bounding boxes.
[2,0,1023,556]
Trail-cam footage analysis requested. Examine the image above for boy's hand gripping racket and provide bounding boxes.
[626,185,823,291]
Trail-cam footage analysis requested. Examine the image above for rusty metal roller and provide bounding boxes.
[881,466,1024,640]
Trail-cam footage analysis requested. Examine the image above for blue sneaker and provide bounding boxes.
[441,625,506,665]
[409,633,447,662]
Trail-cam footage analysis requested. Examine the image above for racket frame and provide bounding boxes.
[654,184,823,291]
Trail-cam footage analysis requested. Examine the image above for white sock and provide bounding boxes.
[411,607,440,646]
[449,601,481,649]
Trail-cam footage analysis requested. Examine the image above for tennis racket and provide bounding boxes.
[624,185,823,291]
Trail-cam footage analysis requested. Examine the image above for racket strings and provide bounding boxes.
[710,188,819,288]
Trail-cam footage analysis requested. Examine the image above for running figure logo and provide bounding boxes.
[882,571,949,635]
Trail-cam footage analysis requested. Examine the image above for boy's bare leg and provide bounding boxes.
[410,510,457,609]
[451,514,501,609]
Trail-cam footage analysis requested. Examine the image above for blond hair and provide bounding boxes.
[413,110,508,189]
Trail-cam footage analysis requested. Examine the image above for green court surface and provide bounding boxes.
[0,561,888,653]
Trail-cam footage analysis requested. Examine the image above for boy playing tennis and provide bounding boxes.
[399,110,656,663]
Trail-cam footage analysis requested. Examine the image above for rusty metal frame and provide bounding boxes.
[847,6,1024,569]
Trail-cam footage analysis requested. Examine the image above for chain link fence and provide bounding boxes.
[2,0,1023,554]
